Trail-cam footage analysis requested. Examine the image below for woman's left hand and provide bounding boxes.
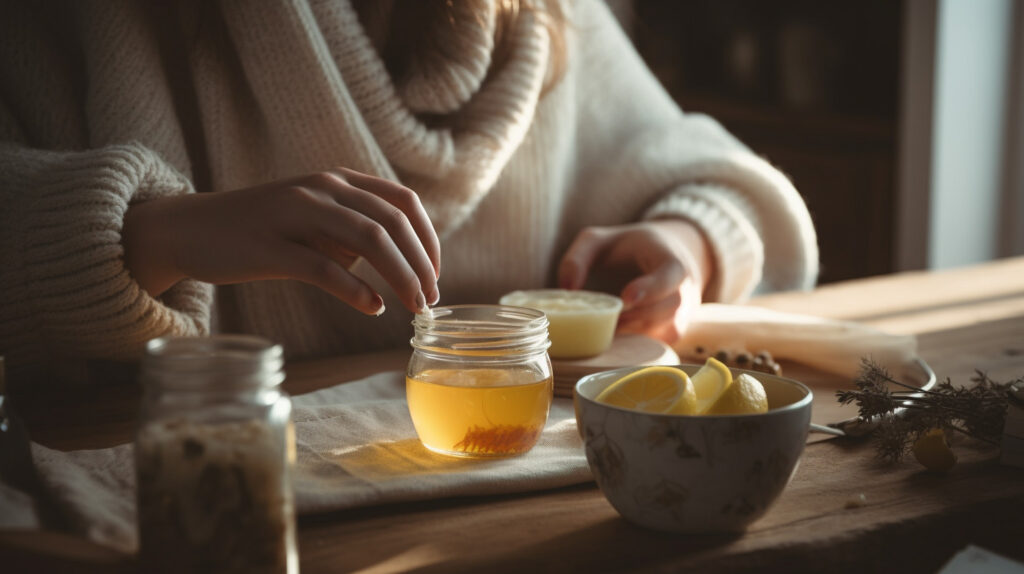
[558,220,713,344]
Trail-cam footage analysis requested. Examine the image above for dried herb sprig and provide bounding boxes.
[836,359,1018,462]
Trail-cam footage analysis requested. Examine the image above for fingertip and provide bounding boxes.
[369,294,386,316]
[557,260,580,290]
[621,280,648,310]
[560,227,610,291]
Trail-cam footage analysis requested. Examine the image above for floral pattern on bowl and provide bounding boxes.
[575,365,812,533]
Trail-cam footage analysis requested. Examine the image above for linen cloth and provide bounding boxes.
[19,371,590,553]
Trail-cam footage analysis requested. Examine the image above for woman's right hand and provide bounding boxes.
[122,168,441,316]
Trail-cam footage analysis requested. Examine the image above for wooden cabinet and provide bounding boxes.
[629,1,903,283]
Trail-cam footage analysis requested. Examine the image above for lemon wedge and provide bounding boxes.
[691,357,733,414]
[704,373,769,415]
[667,376,698,415]
[596,366,696,414]
[912,428,957,472]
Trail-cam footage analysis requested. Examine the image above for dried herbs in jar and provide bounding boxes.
[135,336,297,574]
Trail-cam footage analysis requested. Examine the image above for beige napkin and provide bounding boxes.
[17,371,590,553]
[675,303,918,379]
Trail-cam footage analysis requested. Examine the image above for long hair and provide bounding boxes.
[495,0,568,93]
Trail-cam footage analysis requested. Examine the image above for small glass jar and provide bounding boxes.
[407,305,553,458]
[135,335,297,574]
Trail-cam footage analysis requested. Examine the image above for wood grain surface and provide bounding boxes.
[5,257,1024,573]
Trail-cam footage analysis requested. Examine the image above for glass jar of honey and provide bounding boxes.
[407,305,553,458]
[135,335,297,574]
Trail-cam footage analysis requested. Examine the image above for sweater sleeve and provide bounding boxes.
[643,183,765,302]
[0,142,213,369]
[568,0,819,299]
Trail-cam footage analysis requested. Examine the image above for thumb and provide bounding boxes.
[558,227,612,290]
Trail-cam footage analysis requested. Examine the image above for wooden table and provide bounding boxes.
[5,258,1024,573]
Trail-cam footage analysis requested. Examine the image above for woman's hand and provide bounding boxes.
[122,168,441,316]
[558,220,712,344]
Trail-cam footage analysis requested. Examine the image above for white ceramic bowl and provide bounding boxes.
[499,289,623,359]
[574,365,812,533]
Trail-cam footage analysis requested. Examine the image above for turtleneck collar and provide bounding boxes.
[315,0,552,235]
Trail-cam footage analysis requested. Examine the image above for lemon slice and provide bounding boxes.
[691,357,733,414]
[667,376,698,415]
[704,373,769,415]
[596,366,695,414]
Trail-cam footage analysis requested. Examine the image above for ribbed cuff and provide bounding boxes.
[4,143,212,363]
[643,184,764,302]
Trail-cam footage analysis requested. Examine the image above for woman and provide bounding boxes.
[0,0,818,384]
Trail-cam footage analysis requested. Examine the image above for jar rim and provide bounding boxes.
[414,304,547,328]
[411,304,550,356]
[143,335,284,392]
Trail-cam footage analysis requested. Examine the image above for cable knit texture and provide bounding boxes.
[0,0,818,374]
[0,143,212,369]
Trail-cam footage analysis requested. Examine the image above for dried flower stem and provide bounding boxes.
[837,359,1017,462]
[453,424,541,455]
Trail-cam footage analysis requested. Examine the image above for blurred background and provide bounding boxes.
[608,0,1024,284]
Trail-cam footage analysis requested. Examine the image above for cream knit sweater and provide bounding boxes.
[0,0,818,378]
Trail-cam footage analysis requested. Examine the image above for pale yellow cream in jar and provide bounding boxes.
[500,289,623,359]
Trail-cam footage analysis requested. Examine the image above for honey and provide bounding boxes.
[407,305,553,458]
[407,368,552,457]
